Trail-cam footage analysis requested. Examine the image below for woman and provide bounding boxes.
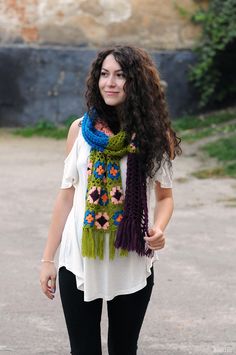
[40,45,181,355]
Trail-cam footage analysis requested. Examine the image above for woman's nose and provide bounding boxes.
[107,75,116,86]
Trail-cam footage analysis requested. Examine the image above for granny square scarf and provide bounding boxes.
[81,111,153,260]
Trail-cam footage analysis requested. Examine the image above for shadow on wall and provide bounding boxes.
[0,45,198,127]
[0,52,27,126]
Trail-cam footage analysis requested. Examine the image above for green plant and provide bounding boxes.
[173,110,236,131]
[189,0,236,108]
[34,120,56,130]
[192,167,226,179]
[199,134,236,178]
[13,115,79,139]
[201,135,236,162]
[174,109,236,178]
[14,119,68,139]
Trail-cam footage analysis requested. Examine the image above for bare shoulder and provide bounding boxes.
[66,117,83,155]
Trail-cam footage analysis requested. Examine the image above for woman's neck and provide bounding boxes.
[95,120,114,136]
[95,109,121,134]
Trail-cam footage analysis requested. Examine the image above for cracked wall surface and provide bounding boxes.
[0,0,208,49]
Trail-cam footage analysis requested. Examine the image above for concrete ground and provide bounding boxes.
[0,131,235,355]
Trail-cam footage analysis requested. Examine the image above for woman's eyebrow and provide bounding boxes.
[101,68,123,72]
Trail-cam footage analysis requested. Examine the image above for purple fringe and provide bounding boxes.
[115,152,153,257]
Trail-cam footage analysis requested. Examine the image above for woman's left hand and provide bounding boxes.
[144,227,165,250]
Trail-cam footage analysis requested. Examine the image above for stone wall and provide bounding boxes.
[0,45,198,126]
[0,0,208,49]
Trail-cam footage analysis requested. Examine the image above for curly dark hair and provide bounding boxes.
[85,45,181,178]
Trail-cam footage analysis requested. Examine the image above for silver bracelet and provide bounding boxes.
[41,259,55,263]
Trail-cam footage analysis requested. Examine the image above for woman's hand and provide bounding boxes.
[144,227,165,250]
[40,263,57,300]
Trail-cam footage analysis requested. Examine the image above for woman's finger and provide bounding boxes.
[40,278,55,300]
[45,285,55,300]
[50,276,56,294]
[144,231,164,242]
[144,235,163,243]
[40,278,48,293]
[147,238,165,250]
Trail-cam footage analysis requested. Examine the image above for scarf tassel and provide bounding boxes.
[82,229,106,260]
[82,229,125,260]
[114,151,153,258]
[115,217,147,256]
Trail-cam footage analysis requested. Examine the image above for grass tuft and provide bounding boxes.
[201,135,236,162]
[13,116,79,140]
[174,109,236,179]
[173,110,236,132]
[192,167,226,179]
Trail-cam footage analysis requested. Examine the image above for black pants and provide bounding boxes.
[59,266,154,355]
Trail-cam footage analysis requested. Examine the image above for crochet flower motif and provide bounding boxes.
[112,211,124,226]
[94,161,105,179]
[95,212,109,230]
[110,186,124,204]
[99,189,109,206]
[107,163,120,180]
[87,161,93,175]
[87,186,101,205]
[84,210,95,226]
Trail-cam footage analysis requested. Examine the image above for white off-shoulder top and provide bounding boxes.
[58,120,173,301]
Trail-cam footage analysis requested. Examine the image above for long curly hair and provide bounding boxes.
[85,45,181,178]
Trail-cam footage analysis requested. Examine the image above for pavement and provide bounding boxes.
[0,131,236,355]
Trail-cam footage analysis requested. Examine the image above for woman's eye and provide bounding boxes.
[117,73,125,78]
[100,72,108,77]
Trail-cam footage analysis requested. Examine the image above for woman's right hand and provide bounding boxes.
[40,263,57,300]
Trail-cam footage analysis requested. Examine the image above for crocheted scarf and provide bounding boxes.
[81,111,152,260]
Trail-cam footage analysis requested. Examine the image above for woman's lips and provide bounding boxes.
[105,91,119,95]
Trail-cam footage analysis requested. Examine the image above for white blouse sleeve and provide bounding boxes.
[60,136,79,189]
[152,157,173,188]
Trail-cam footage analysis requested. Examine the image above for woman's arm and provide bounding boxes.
[40,119,80,300]
[41,187,75,262]
[144,182,174,250]
[153,183,174,231]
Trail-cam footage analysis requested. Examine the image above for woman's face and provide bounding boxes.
[98,54,126,107]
